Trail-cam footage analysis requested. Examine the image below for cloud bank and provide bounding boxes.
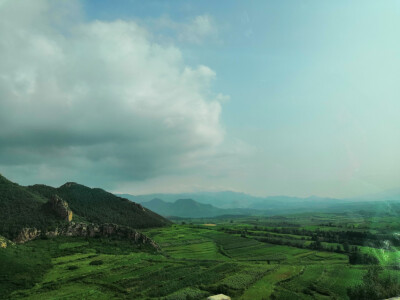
[0,0,224,187]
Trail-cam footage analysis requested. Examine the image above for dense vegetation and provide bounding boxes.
[2,173,400,299]
[0,236,158,299]
[347,266,400,299]
[0,175,62,239]
[2,212,400,299]
[29,182,171,228]
[0,174,170,240]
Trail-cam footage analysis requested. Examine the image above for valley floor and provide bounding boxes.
[1,212,400,299]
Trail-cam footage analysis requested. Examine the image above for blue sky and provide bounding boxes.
[0,0,399,197]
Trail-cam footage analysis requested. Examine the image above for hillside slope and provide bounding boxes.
[0,174,61,239]
[28,182,171,229]
[0,174,170,240]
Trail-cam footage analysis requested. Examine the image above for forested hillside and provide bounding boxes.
[0,174,170,240]
[29,182,171,229]
[0,175,61,239]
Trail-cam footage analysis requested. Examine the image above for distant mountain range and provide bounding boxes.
[141,198,259,218]
[119,191,346,210]
[118,190,400,218]
[118,191,260,209]
[348,188,400,202]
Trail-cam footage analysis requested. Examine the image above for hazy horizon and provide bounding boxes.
[1,0,399,199]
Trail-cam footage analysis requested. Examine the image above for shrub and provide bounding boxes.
[89,260,103,266]
[348,252,379,265]
[347,266,400,299]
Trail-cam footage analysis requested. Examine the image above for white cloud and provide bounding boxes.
[178,15,217,44]
[0,0,225,187]
[149,14,219,45]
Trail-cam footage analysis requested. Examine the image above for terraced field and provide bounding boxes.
[144,225,360,299]
[4,213,398,299]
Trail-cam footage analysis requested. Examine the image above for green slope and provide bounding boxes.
[0,174,61,239]
[28,182,171,229]
[0,174,170,240]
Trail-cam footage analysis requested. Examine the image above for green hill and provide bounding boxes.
[29,182,171,229]
[0,174,170,240]
[0,174,61,239]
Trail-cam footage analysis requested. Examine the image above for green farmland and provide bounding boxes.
[4,211,400,299]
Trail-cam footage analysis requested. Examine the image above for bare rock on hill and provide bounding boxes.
[50,195,73,222]
[13,222,160,250]
[14,228,41,243]
[208,294,231,300]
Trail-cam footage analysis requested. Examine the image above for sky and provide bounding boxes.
[0,0,399,198]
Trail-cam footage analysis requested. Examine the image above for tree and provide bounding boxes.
[343,242,350,252]
[347,266,400,299]
[348,252,379,265]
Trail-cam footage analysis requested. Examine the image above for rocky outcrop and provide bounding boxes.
[13,222,160,250]
[208,295,231,300]
[12,195,160,250]
[14,228,41,243]
[50,195,73,222]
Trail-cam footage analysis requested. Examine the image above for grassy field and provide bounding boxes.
[2,212,400,299]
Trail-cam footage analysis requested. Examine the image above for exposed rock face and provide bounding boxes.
[14,228,41,243]
[12,195,160,250]
[14,222,160,250]
[50,195,73,222]
[208,295,231,300]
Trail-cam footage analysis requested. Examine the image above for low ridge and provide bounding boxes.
[142,198,255,218]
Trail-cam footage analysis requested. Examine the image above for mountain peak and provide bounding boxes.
[174,198,197,204]
[60,182,79,188]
